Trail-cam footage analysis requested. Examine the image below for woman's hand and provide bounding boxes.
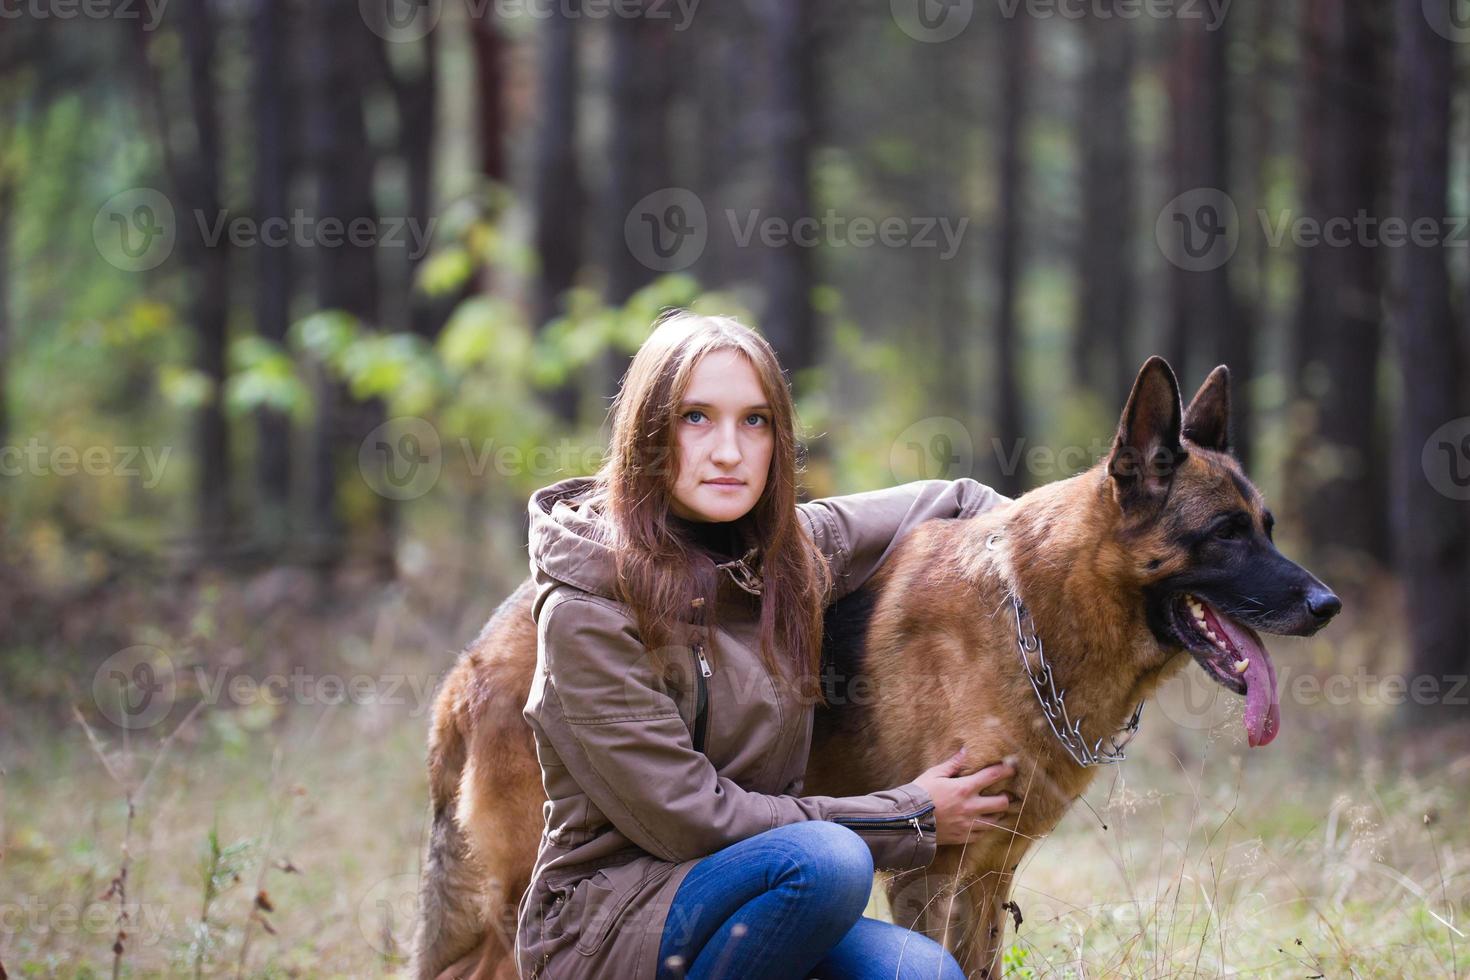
[912,747,1017,845]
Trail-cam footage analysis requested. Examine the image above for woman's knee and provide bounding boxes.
[772,821,875,910]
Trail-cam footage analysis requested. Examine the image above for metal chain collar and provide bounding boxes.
[1009,592,1143,767]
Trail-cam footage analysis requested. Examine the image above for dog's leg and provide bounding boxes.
[951,868,1014,980]
[886,849,1017,980]
[411,687,490,980]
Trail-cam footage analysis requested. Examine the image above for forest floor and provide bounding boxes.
[3,566,1467,978]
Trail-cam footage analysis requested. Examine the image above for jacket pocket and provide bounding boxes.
[574,861,675,956]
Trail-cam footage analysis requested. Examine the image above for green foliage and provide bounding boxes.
[1002,944,1037,977]
[225,336,309,419]
[157,365,214,411]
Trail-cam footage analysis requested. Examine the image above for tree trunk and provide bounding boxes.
[992,13,1029,498]
[605,1,674,307]
[0,180,12,451]
[1165,11,1235,386]
[689,1,753,290]
[252,0,293,547]
[1296,0,1389,566]
[306,0,389,575]
[1392,0,1469,719]
[531,0,583,422]
[1075,1,1136,403]
[179,0,233,557]
[756,0,817,377]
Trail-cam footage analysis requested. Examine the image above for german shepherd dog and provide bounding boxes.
[412,358,1341,980]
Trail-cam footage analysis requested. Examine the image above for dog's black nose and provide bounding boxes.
[1306,587,1341,622]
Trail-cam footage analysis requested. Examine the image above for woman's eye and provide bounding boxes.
[745,413,768,426]
[682,410,706,424]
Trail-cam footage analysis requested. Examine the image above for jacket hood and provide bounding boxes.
[527,476,764,621]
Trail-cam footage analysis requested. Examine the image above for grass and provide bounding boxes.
[4,577,1467,978]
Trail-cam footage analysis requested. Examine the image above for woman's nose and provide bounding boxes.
[711,426,742,463]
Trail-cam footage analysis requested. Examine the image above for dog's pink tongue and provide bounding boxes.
[1213,610,1279,747]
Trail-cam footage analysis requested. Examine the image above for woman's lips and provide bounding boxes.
[703,479,745,489]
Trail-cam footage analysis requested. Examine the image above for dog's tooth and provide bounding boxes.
[1233,658,1249,674]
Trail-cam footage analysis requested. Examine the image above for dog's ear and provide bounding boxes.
[1108,356,1185,511]
[1183,365,1231,453]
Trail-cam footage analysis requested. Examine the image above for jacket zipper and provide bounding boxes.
[692,643,712,754]
[831,804,937,843]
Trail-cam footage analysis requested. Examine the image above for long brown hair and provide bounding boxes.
[581,311,830,692]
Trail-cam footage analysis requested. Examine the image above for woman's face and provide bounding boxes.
[669,349,774,523]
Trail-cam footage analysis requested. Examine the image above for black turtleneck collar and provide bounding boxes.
[668,512,749,561]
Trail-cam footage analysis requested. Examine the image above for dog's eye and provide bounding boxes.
[1215,522,1243,541]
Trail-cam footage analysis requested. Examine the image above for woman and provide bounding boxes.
[515,311,1016,980]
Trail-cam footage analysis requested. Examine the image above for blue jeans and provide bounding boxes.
[654,821,965,980]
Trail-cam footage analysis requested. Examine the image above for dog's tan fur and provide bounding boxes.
[412,364,1298,980]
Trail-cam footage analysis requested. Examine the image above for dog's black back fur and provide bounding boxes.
[816,587,880,734]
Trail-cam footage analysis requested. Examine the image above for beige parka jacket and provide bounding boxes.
[514,475,1008,979]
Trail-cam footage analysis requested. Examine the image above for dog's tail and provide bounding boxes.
[410,693,487,979]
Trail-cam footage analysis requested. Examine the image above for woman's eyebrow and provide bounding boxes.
[679,400,771,411]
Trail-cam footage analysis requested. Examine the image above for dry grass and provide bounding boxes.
[4,578,1467,978]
